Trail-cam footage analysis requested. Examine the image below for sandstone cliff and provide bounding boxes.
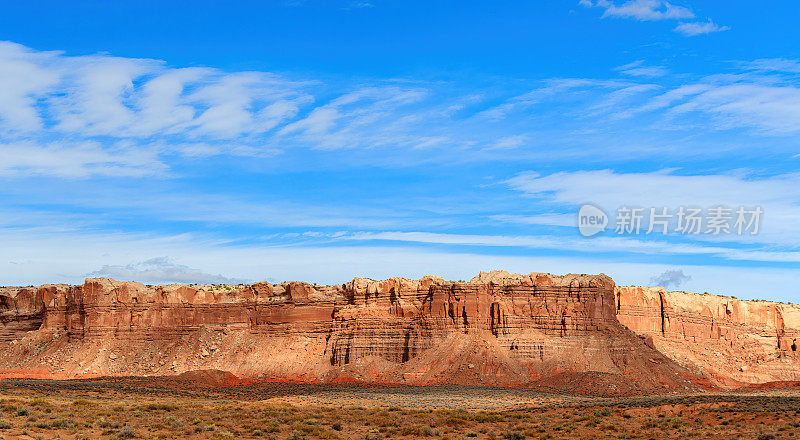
[0,272,693,394]
[616,286,800,387]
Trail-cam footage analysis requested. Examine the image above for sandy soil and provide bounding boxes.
[1,378,799,439]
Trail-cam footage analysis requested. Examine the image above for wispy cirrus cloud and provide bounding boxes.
[0,44,60,132]
[3,223,798,300]
[580,0,693,21]
[506,169,800,245]
[580,0,728,36]
[3,40,800,180]
[0,41,491,176]
[340,230,800,263]
[479,65,800,136]
[741,59,800,74]
[664,83,800,134]
[0,141,165,178]
[485,135,528,150]
[615,60,668,78]
[0,41,312,140]
[674,19,730,36]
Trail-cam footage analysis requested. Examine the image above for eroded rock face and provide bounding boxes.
[1,286,63,342]
[616,286,800,386]
[0,272,724,393]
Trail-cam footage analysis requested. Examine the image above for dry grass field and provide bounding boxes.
[0,379,799,440]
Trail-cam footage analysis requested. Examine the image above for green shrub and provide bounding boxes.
[593,408,611,417]
[29,398,50,407]
[288,430,307,440]
[46,418,70,428]
[400,425,423,436]
[144,403,178,411]
[117,427,138,438]
[472,413,505,423]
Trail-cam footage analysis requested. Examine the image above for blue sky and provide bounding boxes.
[1,0,799,300]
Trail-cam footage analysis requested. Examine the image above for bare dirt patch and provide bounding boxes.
[1,378,800,439]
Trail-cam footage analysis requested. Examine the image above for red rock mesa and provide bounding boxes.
[1,271,797,393]
[616,286,800,388]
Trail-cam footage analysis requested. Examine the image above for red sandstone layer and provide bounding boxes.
[0,271,694,394]
[616,286,800,387]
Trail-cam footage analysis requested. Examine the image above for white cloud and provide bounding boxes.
[667,83,800,134]
[506,169,800,245]
[1,226,798,302]
[588,83,661,116]
[581,0,728,37]
[587,0,694,21]
[134,67,211,135]
[279,86,429,150]
[0,42,60,132]
[477,78,624,120]
[741,58,800,74]
[615,60,668,78]
[490,213,576,227]
[486,135,528,150]
[54,55,161,135]
[166,142,281,158]
[0,42,488,176]
[346,1,374,8]
[674,19,730,36]
[630,83,712,114]
[2,41,798,181]
[186,72,309,138]
[0,182,441,230]
[0,141,166,178]
[479,69,800,135]
[342,230,800,263]
[0,42,313,142]
[650,269,691,289]
[86,256,248,284]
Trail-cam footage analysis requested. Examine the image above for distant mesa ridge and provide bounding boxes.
[1,270,798,394]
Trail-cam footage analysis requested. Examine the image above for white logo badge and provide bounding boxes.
[577,204,608,237]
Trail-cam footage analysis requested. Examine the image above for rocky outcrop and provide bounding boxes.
[616,286,800,386]
[0,272,694,394]
[0,286,53,342]
[11,272,799,391]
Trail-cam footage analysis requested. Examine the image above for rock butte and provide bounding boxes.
[0,270,797,394]
[616,286,800,387]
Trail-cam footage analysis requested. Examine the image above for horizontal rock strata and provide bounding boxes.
[0,271,695,393]
[9,271,799,390]
[616,286,800,386]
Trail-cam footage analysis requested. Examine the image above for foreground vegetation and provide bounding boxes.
[1,382,799,440]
